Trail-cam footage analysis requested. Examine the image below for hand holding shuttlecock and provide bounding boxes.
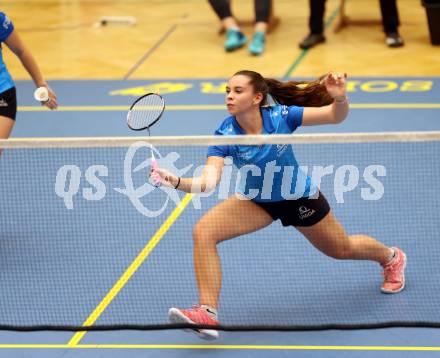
[34,85,58,110]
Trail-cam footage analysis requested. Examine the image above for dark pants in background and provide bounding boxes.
[208,0,272,23]
[309,0,400,34]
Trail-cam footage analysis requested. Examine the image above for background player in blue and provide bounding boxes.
[0,12,57,142]
[150,70,407,340]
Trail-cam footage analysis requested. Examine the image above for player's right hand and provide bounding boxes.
[149,167,177,188]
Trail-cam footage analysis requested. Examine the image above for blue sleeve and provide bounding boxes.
[0,13,14,43]
[207,129,230,158]
[286,106,304,132]
[207,145,229,158]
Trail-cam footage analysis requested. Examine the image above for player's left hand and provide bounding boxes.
[43,84,58,110]
[324,72,347,101]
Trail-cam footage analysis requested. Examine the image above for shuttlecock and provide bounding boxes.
[34,87,49,102]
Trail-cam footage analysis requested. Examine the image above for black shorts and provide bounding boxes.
[254,191,331,227]
[0,87,17,120]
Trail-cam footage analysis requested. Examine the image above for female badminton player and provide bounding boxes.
[150,70,407,340]
[0,12,57,143]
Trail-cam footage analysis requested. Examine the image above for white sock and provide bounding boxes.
[387,248,396,264]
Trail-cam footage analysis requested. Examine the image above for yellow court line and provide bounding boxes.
[18,105,225,111]
[17,103,440,112]
[355,103,440,109]
[67,193,193,347]
[0,344,439,351]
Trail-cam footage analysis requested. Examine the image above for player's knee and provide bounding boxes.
[192,222,218,246]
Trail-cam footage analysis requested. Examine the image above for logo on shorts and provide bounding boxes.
[0,99,8,107]
[298,206,315,220]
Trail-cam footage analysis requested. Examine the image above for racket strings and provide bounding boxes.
[127,94,164,130]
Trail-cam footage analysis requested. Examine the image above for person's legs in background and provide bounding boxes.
[208,0,248,51]
[248,0,271,55]
[380,0,404,47]
[299,0,327,49]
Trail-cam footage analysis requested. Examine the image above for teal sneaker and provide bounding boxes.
[248,31,266,55]
[224,29,247,52]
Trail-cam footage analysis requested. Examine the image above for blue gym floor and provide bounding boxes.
[0,77,439,357]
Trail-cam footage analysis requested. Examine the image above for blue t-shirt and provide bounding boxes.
[207,105,317,202]
[0,12,15,93]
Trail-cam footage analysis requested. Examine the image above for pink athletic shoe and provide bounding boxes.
[381,247,407,294]
[168,305,219,340]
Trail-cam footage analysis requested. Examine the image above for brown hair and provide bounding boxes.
[233,70,333,107]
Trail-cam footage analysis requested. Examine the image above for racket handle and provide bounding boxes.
[150,158,161,187]
[151,158,158,170]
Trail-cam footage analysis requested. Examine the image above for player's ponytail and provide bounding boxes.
[233,70,333,107]
[264,77,333,107]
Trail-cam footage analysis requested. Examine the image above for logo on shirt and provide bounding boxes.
[298,206,315,220]
[276,144,288,157]
[237,149,253,161]
[0,99,8,107]
[281,106,289,116]
[3,15,11,30]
